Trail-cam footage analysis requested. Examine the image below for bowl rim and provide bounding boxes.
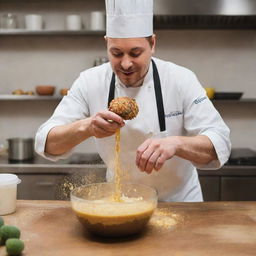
[70,182,158,204]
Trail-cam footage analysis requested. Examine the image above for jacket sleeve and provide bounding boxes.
[35,73,90,161]
[178,69,231,169]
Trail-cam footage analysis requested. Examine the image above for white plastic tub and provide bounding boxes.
[0,173,21,215]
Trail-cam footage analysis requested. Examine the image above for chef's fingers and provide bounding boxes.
[92,125,115,138]
[100,110,125,126]
[137,146,156,173]
[136,139,152,167]
[99,119,122,132]
[92,113,123,132]
[154,154,166,171]
[144,150,161,174]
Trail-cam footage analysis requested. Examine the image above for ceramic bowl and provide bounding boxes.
[36,85,55,96]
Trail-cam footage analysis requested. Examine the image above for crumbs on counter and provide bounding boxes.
[149,208,185,230]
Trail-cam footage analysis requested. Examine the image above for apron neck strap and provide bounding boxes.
[107,59,166,132]
[108,72,116,108]
[152,59,166,132]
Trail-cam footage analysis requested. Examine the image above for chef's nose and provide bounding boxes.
[121,56,133,70]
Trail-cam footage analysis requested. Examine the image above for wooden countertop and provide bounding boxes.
[0,201,255,256]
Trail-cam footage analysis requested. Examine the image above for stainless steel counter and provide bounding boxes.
[0,152,256,175]
[0,153,106,174]
[0,155,255,175]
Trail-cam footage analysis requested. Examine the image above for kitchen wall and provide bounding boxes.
[0,0,256,154]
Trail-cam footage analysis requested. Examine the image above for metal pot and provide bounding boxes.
[7,138,34,161]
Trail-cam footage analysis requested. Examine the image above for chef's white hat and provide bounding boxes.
[105,0,153,38]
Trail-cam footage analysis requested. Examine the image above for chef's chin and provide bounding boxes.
[121,79,137,87]
[119,75,143,87]
[119,76,133,85]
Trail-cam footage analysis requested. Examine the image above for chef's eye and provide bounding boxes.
[111,51,123,57]
[130,52,141,57]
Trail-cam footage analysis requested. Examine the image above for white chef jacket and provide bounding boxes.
[35,57,231,202]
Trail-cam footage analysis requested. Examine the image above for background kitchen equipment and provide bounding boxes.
[226,148,256,165]
[0,142,8,156]
[66,14,82,30]
[0,173,21,215]
[7,138,34,161]
[68,153,104,164]
[0,13,18,29]
[36,85,55,95]
[90,11,105,30]
[25,14,43,30]
[213,92,243,100]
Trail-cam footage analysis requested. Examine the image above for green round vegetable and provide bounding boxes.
[0,225,20,245]
[0,216,4,227]
[6,238,24,256]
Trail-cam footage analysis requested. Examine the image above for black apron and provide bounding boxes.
[107,59,166,132]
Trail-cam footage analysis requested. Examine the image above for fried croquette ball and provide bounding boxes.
[109,97,139,120]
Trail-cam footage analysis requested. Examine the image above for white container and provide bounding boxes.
[66,14,82,30]
[90,11,105,30]
[0,174,21,215]
[25,14,43,30]
[1,13,18,29]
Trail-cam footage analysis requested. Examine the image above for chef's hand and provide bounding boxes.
[136,137,178,174]
[89,110,125,138]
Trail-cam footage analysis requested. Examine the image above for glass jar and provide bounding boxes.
[1,13,17,29]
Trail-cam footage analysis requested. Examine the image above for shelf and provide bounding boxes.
[0,95,256,102]
[1,16,256,34]
[0,29,106,36]
[0,95,62,100]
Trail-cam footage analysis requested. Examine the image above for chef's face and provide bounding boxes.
[106,36,156,87]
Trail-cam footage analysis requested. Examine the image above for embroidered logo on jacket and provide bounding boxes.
[165,111,183,118]
[194,96,207,104]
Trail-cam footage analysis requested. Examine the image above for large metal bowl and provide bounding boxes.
[71,182,157,237]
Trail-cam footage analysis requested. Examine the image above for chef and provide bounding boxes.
[35,0,231,202]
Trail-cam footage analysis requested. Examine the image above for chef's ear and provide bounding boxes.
[104,36,110,48]
[151,34,156,54]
